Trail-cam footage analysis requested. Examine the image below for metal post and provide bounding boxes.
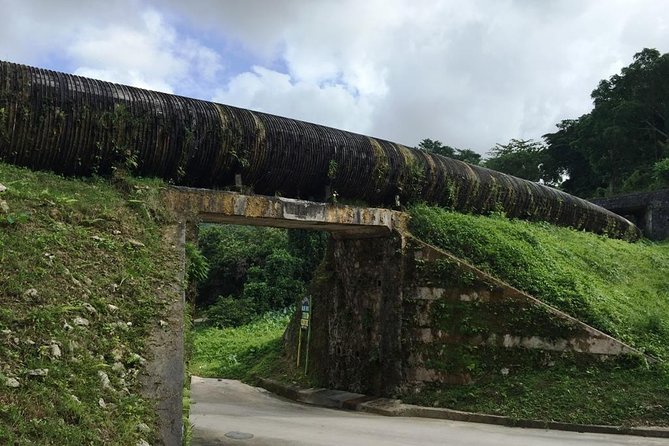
[304,295,312,375]
[296,326,302,368]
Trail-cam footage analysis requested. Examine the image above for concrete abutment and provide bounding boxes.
[289,230,644,397]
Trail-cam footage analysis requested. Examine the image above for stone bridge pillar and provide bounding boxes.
[301,234,406,396]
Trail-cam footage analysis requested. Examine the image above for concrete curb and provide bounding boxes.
[256,378,669,439]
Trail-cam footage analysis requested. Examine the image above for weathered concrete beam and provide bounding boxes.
[591,189,669,240]
[164,187,407,238]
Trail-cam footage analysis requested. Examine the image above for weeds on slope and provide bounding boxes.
[409,204,669,359]
[191,310,314,388]
[0,163,176,445]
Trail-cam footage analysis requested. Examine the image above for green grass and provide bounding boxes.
[404,362,669,426]
[409,204,669,359]
[0,162,176,445]
[191,311,314,387]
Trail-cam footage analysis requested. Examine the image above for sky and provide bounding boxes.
[1,0,668,155]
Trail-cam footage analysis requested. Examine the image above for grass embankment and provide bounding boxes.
[408,204,669,360]
[404,205,669,426]
[0,162,176,445]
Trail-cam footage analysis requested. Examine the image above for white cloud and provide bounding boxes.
[68,10,223,95]
[0,0,141,63]
[1,0,669,153]
[166,0,669,151]
[213,66,374,134]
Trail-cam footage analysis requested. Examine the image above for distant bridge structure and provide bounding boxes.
[0,60,638,239]
[591,189,669,240]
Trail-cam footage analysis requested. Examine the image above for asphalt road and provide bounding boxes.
[190,377,668,446]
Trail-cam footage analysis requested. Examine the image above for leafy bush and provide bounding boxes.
[287,229,327,281]
[185,242,209,283]
[196,225,326,326]
[653,158,669,187]
[205,296,256,328]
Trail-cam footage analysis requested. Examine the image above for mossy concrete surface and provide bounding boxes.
[138,223,186,446]
[286,229,642,396]
[164,187,406,238]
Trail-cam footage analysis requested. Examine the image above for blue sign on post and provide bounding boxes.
[297,296,313,370]
[300,297,310,330]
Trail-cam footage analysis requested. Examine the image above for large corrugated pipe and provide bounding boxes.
[0,60,639,240]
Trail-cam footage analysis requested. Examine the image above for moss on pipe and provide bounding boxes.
[0,60,640,240]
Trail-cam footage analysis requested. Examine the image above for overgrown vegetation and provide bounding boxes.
[403,204,669,426]
[196,225,325,327]
[404,361,669,426]
[0,162,176,444]
[409,204,669,359]
[191,311,313,387]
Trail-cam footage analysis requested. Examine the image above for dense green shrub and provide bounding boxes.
[185,242,210,283]
[205,296,257,328]
[196,225,326,327]
[653,158,669,188]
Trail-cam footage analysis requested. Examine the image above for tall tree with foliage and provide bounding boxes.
[484,138,562,186]
[543,119,603,197]
[196,225,327,327]
[417,138,482,165]
[544,48,669,196]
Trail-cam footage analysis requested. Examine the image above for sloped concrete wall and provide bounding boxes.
[401,237,642,387]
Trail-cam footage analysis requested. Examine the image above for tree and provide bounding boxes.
[653,158,669,188]
[544,48,669,196]
[196,225,327,327]
[543,119,603,197]
[417,138,456,157]
[452,148,482,165]
[484,138,561,185]
[416,138,481,165]
[287,229,327,281]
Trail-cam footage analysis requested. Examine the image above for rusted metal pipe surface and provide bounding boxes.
[0,60,639,239]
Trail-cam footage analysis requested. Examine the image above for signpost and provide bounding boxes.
[296,296,312,373]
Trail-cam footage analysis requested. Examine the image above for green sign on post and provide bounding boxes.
[296,296,312,373]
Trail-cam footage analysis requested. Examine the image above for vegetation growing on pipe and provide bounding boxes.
[0,60,638,239]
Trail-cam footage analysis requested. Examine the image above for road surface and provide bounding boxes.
[190,377,667,446]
